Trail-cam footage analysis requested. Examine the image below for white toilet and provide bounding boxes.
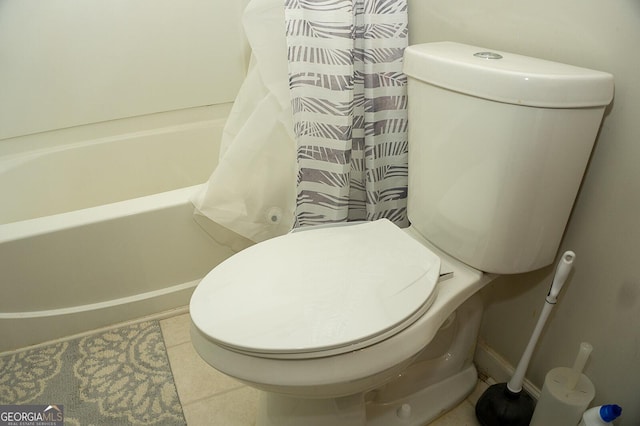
[189,42,614,426]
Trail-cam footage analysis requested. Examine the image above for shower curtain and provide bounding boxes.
[192,0,298,243]
[193,0,408,242]
[285,0,409,228]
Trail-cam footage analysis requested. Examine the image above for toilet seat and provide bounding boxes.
[190,219,440,359]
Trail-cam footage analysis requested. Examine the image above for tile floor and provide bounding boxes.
[160,312,485,426]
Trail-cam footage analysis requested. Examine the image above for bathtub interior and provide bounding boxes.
[0,104,232,225]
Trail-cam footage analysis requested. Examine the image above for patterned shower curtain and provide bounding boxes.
[284,0,410,228]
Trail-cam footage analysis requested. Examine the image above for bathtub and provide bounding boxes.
[0,105,251,353]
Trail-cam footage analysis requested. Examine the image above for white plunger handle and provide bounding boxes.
[546,251,575,304]
[507,251,576,394]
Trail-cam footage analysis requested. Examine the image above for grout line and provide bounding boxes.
[159,313,192,349]
[162,341,189,412]
[181,383,249,408]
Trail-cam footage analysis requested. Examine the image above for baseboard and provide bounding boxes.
[474,339,541,400]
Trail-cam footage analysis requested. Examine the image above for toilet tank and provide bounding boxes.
[404,42,614,274]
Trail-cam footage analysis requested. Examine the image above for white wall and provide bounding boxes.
[0,0,247,141]
[407,0,640,423]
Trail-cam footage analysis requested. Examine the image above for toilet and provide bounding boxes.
[189,42,614,426]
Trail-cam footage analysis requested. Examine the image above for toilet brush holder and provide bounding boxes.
[530,342,595,426]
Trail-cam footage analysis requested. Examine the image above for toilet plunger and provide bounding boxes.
[475,250,576,426]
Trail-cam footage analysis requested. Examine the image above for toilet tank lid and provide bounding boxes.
[404,42,614,108]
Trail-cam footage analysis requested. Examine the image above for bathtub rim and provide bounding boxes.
[0,183,206,244]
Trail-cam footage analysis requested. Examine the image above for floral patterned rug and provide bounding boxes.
[0,321,186,425]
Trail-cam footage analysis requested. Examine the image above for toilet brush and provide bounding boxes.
[475,250,576,426]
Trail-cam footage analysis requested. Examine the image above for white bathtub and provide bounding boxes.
[0,105,250,353]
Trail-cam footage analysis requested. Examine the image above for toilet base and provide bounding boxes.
[254,294,483,426]
[366,365,478,425]
[255,365,477,426]
[257,392,366,426]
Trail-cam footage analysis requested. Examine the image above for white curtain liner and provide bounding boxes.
[191,0,296,243]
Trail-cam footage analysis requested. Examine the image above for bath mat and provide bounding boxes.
[0,321,186,425]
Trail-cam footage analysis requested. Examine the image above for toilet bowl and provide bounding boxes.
[191,220,495,425]
[189,42,614,426]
